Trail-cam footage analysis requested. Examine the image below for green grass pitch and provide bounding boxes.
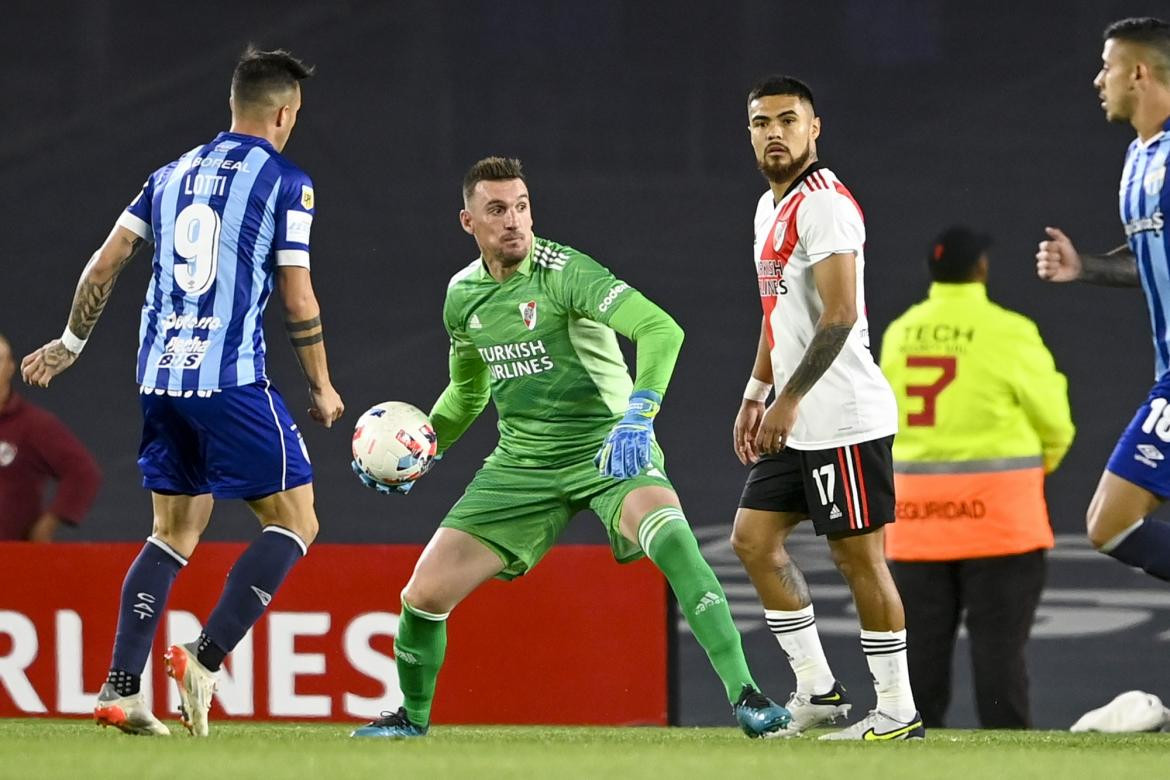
[1,720,1166,779]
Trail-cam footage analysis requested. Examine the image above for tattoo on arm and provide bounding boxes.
[285,316,322,333]
[774,560,811,608]
[779,322,853,398]
[290,332,325,347]
[67,238,144,339]
[286,315,324,349]
[1079,247,1140,287]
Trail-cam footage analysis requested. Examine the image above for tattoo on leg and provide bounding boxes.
[773,560,811,607]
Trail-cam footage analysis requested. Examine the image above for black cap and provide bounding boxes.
[928,226,992,282]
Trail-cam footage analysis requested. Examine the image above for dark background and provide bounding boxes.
[3,0,1170,728]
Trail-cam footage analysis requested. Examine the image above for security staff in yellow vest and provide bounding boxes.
[879,226,1075,729]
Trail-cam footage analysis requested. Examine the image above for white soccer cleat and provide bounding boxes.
[93,682,170,736]
[164,643,217,737]
[778,681,853,735]
[818,708,925,741]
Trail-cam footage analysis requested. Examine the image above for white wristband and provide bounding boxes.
[744,376,772,402]
[60,327,88,355]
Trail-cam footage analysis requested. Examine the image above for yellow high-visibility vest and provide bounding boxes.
[879,282,1075,561]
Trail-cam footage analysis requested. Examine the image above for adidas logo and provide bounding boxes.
[694,591,725,615]
[251,586,272,606]
[829,504,843,520]
[394,647,420,665]
[468,314,482,329]
[533,243,568,270]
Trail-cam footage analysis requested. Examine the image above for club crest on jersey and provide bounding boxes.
[772,219,788,252]
[1146,165,1166,197]
[519,300,538,330]
[301,184,315,210]
[0,441,16,468]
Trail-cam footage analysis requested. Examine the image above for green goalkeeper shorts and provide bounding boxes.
[440,443,674,579]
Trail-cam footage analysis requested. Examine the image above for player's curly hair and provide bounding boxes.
[1105,17,1170,82]
[232,45,315,109]
[462,157,527,202]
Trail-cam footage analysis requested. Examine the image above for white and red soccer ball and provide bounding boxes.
[351,402,438,486]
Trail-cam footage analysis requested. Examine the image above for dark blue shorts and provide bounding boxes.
[1106,372,1170,499]
[137,380,313,500]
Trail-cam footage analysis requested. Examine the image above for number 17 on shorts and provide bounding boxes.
[802,437,896,536]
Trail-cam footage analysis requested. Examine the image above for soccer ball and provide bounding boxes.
[352,402,438,485]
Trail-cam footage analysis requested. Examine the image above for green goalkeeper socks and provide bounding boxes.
[640,507,757,703]
[395,599,449,727]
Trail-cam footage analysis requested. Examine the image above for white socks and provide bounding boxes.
[860,629,916,721]
[765,605,835,694]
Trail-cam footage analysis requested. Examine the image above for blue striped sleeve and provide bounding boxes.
[117,174,156,239]
[273,169,314,269]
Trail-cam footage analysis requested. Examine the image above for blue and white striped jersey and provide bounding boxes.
[116,131,315,392]
[1121,116,1170,378]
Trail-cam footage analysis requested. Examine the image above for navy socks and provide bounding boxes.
[108,537,187,692]
[1104,518,1170,581]
[200,526,306,670]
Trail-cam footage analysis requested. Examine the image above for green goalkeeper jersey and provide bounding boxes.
[431,236,683,467]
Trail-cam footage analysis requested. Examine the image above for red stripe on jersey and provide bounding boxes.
[814,172,828,190]
[852,444,870,527]
[762,289,778,348]
[758,193,805,348]
[836,447,857,529]
[833,181,865,223]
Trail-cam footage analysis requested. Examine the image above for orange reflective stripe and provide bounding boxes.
[886,467,1053,561]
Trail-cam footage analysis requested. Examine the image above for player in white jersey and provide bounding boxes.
[749,167,896,448]
[728,75,922,740]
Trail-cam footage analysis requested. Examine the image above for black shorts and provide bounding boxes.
[739,435,895,536]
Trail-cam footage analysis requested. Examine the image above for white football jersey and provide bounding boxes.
[752,165,897,449]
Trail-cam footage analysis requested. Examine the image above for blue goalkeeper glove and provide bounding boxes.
[351,459,415,495]
[595,390,661,479]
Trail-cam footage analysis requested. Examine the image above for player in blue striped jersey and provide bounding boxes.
[21,47,344,736]
[1036,17,1170,582]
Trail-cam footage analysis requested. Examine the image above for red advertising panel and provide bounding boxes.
[0,543,667,725]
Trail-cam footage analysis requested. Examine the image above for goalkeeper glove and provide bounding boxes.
[351,459,417,495]
[595,389,661,479]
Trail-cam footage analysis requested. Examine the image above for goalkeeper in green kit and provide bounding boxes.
[350,157,791,738]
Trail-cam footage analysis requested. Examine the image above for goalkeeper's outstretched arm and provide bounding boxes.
[606,291,685,397]
[595,291,683,479]
[430,348,491,456]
